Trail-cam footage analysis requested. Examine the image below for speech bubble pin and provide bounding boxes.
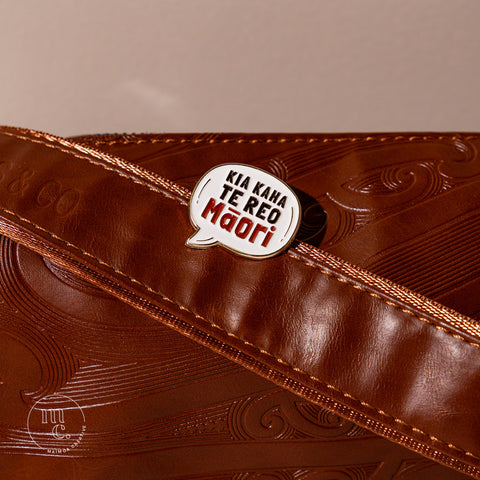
[186,164,301,259]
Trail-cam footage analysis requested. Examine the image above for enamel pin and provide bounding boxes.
[186,163,302,259]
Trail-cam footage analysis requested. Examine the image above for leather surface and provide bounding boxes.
[1,128,479,479]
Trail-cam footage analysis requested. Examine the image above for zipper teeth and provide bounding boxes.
[0,219,479,479]
[3,126,479,342]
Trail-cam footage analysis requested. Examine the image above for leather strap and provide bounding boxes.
[0,126,479,477]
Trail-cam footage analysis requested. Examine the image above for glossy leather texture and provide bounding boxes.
[0,127,479,479]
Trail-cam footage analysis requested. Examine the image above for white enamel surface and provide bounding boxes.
[187,164,301,259]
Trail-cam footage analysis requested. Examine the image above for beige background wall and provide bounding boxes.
[1,0,479,136]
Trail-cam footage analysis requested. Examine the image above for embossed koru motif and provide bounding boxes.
[228,389,370,441]
[323,140,480,247]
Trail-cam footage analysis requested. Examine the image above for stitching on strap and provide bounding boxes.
[0,205,478,462]
[288,252,480,350]
[0,204,478,462]
[3,129,479,349]
[78,134,480,146]
[1,128,480,463]
[0,130,189,206]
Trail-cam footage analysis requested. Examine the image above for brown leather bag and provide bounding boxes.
[0,126,479,479]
